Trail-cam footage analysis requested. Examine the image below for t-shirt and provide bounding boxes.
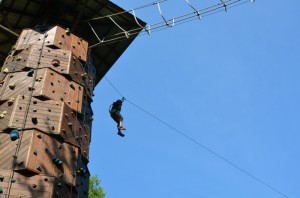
[112,101,122,112]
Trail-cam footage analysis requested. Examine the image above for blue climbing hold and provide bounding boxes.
[27,69,34,77]
[10,130,20,141]
[53,158,63,165]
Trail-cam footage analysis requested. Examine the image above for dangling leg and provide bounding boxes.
[111,113,125,137]
[116,112,126,130]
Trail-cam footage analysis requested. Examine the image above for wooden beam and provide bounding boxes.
[0,24,19,37]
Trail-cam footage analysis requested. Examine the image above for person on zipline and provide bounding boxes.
[110,98,126,137]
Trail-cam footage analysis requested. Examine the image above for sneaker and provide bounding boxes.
[117,132,125,137]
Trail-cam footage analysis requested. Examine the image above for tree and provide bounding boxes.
[89,175,106,198]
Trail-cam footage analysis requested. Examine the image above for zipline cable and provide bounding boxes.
[103,77,289,198]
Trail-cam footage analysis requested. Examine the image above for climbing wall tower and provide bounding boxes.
[0,25,93,197]
[0,0,145,197]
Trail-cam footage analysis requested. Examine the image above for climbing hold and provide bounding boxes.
[68,122,73,127]
[69,83,75,90]
[33,109,37,112]
[27,69,34,77]
[36,166,42,172]
[0,114,4,119]
[3,68,9,74]
[8,98,14,106]
[32,184,37,188]
[81,73,87,79]
[28,86,35,91]
[0,186,3,193]
[88,117,94,122]
[44,177,48,181]
[2,111,7,115]
[58,41,62,45]
[53,158,63,165]
[16,56,22,61]
[36,133,42,138]
[16,161,24,166]
[57,182,62,187]
[32,117,38,125]
[0,176,4,181]
[9,83,16,90]
[11,178,16,183]
[52,59,60,67]
[65,28,71,35]
[10,130,20,141]
[33,150,37,155]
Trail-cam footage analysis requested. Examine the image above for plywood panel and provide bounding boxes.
[0,96,91,152]
[0,169,82,198]
[2,46,94,97]
[14,26,88,62]
[0,130,79,186]
[0,68,84,113]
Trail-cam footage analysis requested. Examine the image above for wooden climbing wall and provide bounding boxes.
[0,26,95,198]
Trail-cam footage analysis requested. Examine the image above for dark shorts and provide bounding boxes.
[111,111,123,123]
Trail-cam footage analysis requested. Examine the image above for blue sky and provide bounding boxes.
[89,1,300,197]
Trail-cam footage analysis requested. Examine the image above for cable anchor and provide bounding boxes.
[186,0,202,20]
[220,0,227,12]
[157,2,175,27]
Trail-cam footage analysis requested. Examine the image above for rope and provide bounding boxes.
[103,77,289,198]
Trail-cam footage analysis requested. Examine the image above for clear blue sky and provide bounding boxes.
[89,1,300,198]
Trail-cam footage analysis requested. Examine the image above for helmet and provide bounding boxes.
[116,99,122,103]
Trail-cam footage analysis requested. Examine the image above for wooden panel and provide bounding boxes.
[0,96,91,153]
[0,100,15,132]
[0,169,82,198]
[14,26,88,62]
[0,130,79,186]
[45,26,88,62]
[2,46,94,96]
[13,28,43,50]
[0,68,84,113]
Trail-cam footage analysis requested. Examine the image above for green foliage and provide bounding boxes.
[89,175,106,198]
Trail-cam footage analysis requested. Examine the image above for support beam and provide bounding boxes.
[0,24,19,37]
